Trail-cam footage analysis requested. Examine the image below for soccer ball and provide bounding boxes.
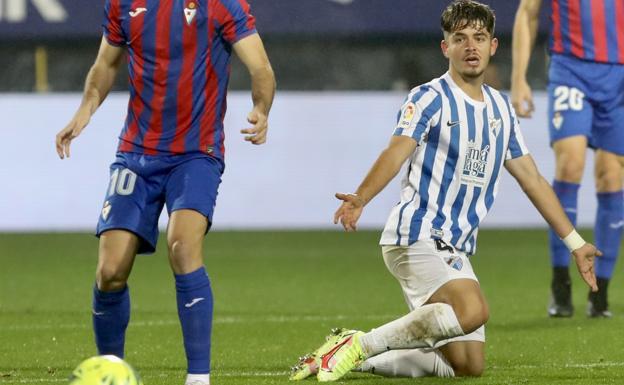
[68,355,143,385]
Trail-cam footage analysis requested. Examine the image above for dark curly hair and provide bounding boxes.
[441,0,496,36]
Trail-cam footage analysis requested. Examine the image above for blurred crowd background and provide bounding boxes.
[0,0,551,92]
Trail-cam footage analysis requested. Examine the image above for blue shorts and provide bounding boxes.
[96,152,224,254]
[548,54,624,155]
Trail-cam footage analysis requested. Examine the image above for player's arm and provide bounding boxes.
[510,0,542,117]
[334,136,417,232]
[56,37,125,159]
[504,154,600,291]
[233,33,276,145]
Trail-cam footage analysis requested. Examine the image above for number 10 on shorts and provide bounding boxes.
[108,168,137,196]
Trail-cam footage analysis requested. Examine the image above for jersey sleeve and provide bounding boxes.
[213,0,257,46]
[102,0,126,46]
[505,101,530,160]
[393,87,442,145]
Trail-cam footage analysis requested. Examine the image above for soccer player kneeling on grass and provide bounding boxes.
[289,0,600,381]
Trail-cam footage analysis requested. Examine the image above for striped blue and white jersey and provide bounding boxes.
[380,72,530,255]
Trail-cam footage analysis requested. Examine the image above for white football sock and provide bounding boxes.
[359,303,464,357]
[185,373,210,385]
[359,348,454,378]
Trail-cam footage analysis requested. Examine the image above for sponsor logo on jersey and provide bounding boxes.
[129,7,147,17]
[461,141,490,187]
[398,102,416,129]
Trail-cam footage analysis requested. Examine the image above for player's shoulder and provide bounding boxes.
[404,79,443,106]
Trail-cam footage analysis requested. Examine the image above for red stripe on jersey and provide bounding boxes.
[199,3,218,154]
[213,0,237,42]
[551,0,564,53]
[616,0,624,63]
[238,0,255,31]
[119,0,146,152]
[106,0,123,45]
[568,0,585,57]
[170,5,198,153]
[142,2,173,155]
[591,0,608,62]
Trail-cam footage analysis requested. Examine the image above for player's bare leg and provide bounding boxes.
[426,279,489,335]
[548,136,588,317]
[167,209,208,274]
[438,341,484,376]
[167,209,213,385]
[93,230,139,358]
[589,150,624,317]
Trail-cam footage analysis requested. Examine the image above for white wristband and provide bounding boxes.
[561,230,586,252]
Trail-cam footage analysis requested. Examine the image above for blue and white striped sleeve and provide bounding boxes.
[504,98,530,160]
[393,87,442,145]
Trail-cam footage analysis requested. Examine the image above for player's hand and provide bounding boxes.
[56,107,92,159]
[333,193,365,232]
[241,108,268,145]
[511,78,535,118]
[572,243,601,292]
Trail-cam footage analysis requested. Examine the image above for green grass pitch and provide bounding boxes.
[1,230,623,385]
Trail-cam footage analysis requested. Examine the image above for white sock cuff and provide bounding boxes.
[434,303,464,337]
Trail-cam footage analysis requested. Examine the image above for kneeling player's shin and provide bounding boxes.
[359,303,464,357]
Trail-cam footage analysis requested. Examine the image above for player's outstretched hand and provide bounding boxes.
[241,108,268,145]
[511,78,535,118]
[572,243,601,292]
[56,107,91,159]
[333,193,365,232]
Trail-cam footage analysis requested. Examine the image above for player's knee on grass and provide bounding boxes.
[452,296,489,334]
[440,342,485,377]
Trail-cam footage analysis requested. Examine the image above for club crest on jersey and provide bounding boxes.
[444,255,463,271]
[461,141,490,187]
[184,2,197,25]
[398,102,416,129]
[489,118,501,137]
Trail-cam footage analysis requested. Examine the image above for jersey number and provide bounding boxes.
[108,168,137,196]
[553,86,585,112]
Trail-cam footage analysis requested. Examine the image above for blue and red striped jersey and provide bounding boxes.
[103,0,256,158]
[549,0,624,64]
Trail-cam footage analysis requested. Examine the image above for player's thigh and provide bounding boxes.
[594,149,623,192]
[166,209,209,274]
[97,229,140,290]
[438,340,485,377]
[382,241,487,331]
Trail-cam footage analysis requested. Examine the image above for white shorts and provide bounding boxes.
[381,240,485,345]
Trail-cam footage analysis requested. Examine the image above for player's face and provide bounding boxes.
[441,23,498,80]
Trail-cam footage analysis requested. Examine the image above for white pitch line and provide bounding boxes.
[2,314,394,331]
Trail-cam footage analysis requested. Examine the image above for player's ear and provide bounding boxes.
[441,39,449,58]
[490,37,498,57]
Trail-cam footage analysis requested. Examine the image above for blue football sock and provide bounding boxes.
[594,191,624,279]
[175,266,213,374]
[92,285,130,358]
[549,181,580,268]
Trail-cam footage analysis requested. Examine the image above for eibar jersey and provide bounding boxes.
[550,0,624,64]
[103,0,257,158]
[380,73,530,255]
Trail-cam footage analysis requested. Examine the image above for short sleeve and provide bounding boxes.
[505,102,530,160]
[213,0,257,46]
[102,0,126,46]
[394,87,442,145]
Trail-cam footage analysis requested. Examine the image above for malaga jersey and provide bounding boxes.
[380,73,530,255]
[550,0,624,64]
[103,0,256,158]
